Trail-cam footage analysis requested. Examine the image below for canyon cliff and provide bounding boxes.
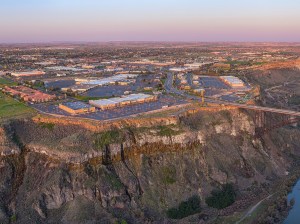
[0,108,299,224]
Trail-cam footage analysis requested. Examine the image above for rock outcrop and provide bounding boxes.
[0,109,299,223]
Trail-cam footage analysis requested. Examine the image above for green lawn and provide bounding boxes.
[0,92,35,120]
[0,77,17,88]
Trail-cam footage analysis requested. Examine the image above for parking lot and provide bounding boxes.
[220,94,240,102]
[32,95,187,121]
[45,79,76,89]
[198,76,230,89]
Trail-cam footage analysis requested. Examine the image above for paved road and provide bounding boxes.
[165,72,199,100]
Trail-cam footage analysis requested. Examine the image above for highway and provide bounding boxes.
[165,72,300,117]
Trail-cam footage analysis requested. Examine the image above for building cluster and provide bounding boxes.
[3,86,56,103]
[62,74,138,93]
[0,43,276,119]
[58,93,157,114]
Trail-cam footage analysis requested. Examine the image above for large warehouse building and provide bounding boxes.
[77,74,138,86]
[59,101,96,114]
[11,70,45,77]
[220,76,245,88]
[89,93,157,110]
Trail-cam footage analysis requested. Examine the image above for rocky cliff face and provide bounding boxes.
[0,109,299,224]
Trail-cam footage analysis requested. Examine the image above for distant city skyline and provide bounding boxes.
[0,0,300,43]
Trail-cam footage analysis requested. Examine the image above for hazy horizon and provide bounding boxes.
[1,0,300,43]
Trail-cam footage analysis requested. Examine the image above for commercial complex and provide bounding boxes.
[220,76,245,87]
[3,86,55,103]
[89,93,157,110]
[63,74,138,93]
[59,102,96,114]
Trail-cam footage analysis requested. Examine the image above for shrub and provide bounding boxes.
[103,170,123,190]
[115,219,128,224]
[94,130,121,149]
[205,183,236,209]
[167,195,201,219]
[39,122,55,130]
[161,166,176,184]
[10,214,17,222]
[157,125,177,137]
[220,110,233,124]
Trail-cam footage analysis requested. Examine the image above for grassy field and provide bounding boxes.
[0,92,35,121]
[0,77,17,88]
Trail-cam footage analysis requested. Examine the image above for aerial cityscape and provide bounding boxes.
[0,1,300,224]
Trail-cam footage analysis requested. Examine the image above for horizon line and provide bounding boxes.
[1,40,300,45]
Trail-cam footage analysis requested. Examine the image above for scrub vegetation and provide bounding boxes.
[167,195,201,219]
[205,183,236,209]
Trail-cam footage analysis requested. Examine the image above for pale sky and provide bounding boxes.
[0,0,299,43]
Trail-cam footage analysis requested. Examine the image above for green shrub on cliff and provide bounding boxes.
[94,130,122,149]
[102,169,123,190]
[39,122,55,130]
[157,125,177,137]
[161,166,176,184]
[167,195,201,219]
[205,183,236,209]
[10,214,17,223]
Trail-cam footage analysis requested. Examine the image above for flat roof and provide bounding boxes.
[90,99,116,106]
[61,101,93,110]
[82,74,138,85]
[45,66,85,72]
[90,93,155,107]
[220,76,244,84]
[11,71,45,75]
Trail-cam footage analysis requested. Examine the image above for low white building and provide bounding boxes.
[11,70,45,77]
[89,93,157,110]
[220,76,245,87]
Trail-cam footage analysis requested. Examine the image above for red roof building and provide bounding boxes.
[3,86,55,103]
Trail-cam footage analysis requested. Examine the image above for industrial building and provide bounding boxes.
[78,74,138,86]
[10,70,45,77]
[45,66,85,72]
[89,93,157,110]
[193,88,205,94]
[220,76,245,88]
[61,84,98,93]
[59,102,96,114]
[169,67,188,72]
[62,74,139,93]
[184,62,211,69]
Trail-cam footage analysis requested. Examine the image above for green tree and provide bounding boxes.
[205,183,236,209]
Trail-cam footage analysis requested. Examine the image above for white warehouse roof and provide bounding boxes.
[220,76,244,85]
[89,93,156,108]
[81,74,138,85]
